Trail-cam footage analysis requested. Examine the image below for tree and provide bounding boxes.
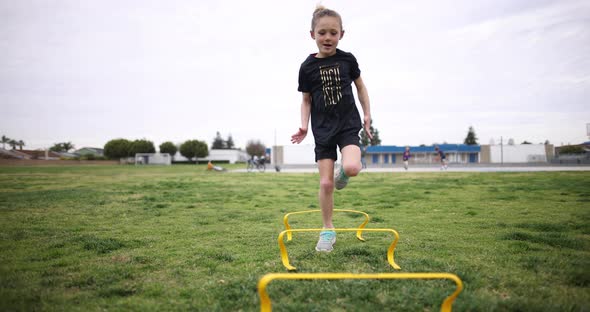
[159,141,178,158]
[508,138,515,145]
[212,132,225,149]
[17,140,25,150]
[226,134,235,149]
[130,139,156,155]
[544,140,550,145]
[463,126,478,145]
[246,140,266,157]
[8,139,17,150]
[359,119,381,146]
[521,141,532,144]
[104,139,132,159]
[50,143,65,152]
[50,142,75,153]
[62,142,74,152]
[1,135,10,149]
[179,140,208,163]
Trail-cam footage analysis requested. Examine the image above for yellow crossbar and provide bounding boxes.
[283,209,370,241]
[258,272,463,312]
[278,228,401,271]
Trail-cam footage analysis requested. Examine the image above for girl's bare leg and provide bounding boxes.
[340,145,362,177]
[317,159,335,228]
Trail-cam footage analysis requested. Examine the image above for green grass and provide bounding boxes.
[0,165,589,311]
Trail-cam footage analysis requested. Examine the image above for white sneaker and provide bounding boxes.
[334,166,349,190]
[315,230,336,252]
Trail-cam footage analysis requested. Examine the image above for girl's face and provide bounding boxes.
[310,16,343,58]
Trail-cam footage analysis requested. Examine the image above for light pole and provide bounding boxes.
[500,136,504,165]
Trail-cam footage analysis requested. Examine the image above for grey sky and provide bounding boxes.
[1,0,589,150]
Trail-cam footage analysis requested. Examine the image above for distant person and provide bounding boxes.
[360,145,367,169]
[291,5,373,252]
[207,160,226,171]
[402,146,411,170]
[435,146,448,170]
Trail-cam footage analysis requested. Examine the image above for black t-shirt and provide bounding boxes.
[298,49,362,145]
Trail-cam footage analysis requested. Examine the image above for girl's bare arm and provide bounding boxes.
[291,92,312,144]
[354,76,372,139]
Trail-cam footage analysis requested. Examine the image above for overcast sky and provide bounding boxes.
[1,0,589,151]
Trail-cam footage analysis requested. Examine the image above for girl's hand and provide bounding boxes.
[363,116,373,140]
[291,128,308,144]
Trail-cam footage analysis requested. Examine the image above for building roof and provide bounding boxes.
[0,148,26,159]
[367,144,480,153]
[4,149,62,159]
[57,152,79,158]
[75,147,104,155]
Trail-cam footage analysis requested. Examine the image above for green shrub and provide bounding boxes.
[560,145,586,154]
[179,140,208,162]
[104,139,132,159]
[159,141,178,157]
[130,139,156,155]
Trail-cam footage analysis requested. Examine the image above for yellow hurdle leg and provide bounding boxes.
[277,228,401,271]
[258,272,463,312]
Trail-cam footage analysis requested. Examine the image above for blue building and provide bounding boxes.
[365,144,481,166]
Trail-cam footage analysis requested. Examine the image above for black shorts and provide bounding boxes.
[314,128,361,162]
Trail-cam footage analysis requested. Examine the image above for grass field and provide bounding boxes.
[0,165,589,311]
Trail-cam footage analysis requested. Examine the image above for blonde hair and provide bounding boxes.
[311,5,343,31]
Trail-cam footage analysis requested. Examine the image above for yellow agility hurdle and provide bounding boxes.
[283,209,370,241]
[278,228,401,271]
[258,272,463,312]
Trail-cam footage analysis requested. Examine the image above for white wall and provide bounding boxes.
[174,149,249,163]
[200,149,249,163]
[282,144,316,165]
[490,144,547,163]
[135,153,171,165]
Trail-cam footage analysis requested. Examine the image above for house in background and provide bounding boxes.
[366,144,481,166]
[0,149,62,160]
[270,143,557,166]
[269,144,480,166]
[553,141,589,164]
[75,147,104,157]
[554,141,590,157]
[56,151,79,158]
[0,148,25,159]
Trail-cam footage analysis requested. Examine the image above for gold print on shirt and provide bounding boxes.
[319,64,342,106]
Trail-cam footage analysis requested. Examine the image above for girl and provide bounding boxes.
[435,146,448,170]
[291,5,373,252]
[403,146,411,170]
